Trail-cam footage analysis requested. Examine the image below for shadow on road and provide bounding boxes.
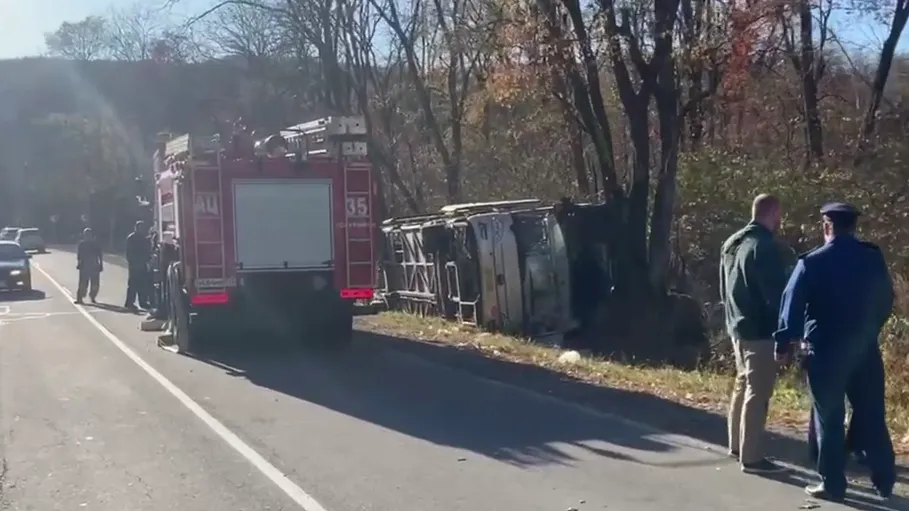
[47,245,906,505]
[759,470,909,511]
[188,328,693,469]
[188,331,742,469]
[187,328,909,508]
[0,289,47,302]
[365,334,909,496]
[84,301,131,313]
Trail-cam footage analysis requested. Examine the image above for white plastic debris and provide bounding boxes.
[558,350,582,365]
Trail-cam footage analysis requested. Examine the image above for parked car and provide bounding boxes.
[15,228,46,253]
[0,241,32,291]
[0,227,19,241]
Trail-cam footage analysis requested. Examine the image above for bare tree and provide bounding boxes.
[338,0,423,213]
[206,2,289,58]
[778,0,834,164]
[536,0,685,297]
[44,16,111,61]
[201,2,307,126]
[105,3,175,61]
[855,0,909,162]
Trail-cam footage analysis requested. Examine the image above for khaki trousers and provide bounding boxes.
[727,338,777,464]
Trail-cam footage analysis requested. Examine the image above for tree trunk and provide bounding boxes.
[553,74,591,196]
[649,62,681,295]
[568,117,591,197]
[856,1,909,164]
[626,102,651,274]
[547,0,619,193]
[797,0,823,163]
[686,67,704,151]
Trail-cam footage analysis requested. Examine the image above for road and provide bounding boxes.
[0,249,899,511]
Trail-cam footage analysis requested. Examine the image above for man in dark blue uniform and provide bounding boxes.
[775,202,895,501]
[808,395,867,467]
[75,227,103,304]
[125,221,152,310]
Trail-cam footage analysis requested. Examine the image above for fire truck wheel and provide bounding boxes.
[173,297,192,353]
[167,263,193,354]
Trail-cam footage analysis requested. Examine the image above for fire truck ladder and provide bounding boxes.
[165,133,226,288]
[344,162,373,288]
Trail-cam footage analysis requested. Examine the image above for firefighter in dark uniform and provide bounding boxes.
[125,221,151,310]
[75,227,102,304]
[775,202,895,501]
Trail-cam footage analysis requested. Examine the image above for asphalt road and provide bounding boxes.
[0,249,899,511]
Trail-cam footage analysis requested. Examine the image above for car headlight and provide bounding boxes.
[9,269,22,276]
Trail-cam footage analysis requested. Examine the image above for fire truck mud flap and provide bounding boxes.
[160,263,232,354]
[159,262,194,354]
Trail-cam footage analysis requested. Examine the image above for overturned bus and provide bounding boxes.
[376,199,613,343]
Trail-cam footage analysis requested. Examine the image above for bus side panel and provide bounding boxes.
[469,213,523,333]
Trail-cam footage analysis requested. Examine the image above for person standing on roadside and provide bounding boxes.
[124,221,151,310]
[75,227,103,304]
[719,193,787,474]
[775,202,894,502]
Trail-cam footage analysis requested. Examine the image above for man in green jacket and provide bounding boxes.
[720,193,787,474]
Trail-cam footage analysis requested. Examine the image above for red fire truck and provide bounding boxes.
[152,116,376,352]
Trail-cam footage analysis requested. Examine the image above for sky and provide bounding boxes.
[0,0,907,60]
[0,0,208,59]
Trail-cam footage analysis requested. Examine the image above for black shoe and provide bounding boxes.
[727,450,739,460]
[876,486,893,500]
[741,458,786,474]
[90,296,97,304]
[74,298,84,305]
[804,483,845,502]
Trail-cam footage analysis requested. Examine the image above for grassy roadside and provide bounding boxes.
[359,311,909,455]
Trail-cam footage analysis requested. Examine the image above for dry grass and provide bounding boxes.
[881,317,909,451]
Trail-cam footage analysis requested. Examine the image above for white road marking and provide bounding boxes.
[0,311,83,325]
[2,311,78,317]
[32,263,328,511]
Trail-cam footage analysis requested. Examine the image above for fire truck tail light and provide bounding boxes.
[340,288,373,300]
[191,292,230,306]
